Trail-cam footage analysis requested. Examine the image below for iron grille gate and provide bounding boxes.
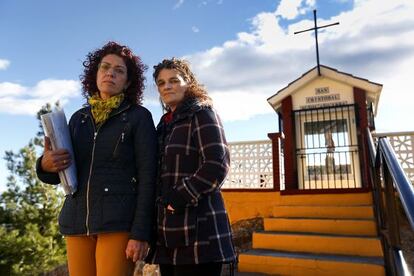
[294,104,362,189]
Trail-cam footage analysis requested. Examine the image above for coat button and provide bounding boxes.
[191,199,196,204]
[104,188,109,192]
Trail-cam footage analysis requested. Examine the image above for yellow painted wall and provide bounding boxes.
[221,191,373,224]
[222,191,281,223]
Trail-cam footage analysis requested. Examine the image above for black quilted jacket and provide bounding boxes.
[36,100,157,241]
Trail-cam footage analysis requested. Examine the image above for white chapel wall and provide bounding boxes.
[292,77,354,110]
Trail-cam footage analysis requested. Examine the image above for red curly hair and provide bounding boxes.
[80,41,147,105]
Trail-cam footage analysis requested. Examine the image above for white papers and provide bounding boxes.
[41,109,78,195]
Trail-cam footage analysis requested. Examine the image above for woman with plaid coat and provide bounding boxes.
[148,58,236,276]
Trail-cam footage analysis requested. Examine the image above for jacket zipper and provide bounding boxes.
[85,129,98,235]
[112,135,122,158]
[112,125,129,158]
[82,104,131,236]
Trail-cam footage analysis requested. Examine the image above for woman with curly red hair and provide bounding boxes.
[36,41,157,276]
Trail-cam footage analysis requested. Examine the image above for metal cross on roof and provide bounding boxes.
[294,9,339,76]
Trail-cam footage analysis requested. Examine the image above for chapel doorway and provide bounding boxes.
[294,104,361,189]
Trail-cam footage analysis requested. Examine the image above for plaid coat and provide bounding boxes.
[150,98,236,265]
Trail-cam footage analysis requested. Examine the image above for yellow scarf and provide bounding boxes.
[88,93,124,127]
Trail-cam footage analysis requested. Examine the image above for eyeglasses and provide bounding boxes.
[98,62,127,76]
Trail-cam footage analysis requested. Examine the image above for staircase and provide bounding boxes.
[237,192,385,276]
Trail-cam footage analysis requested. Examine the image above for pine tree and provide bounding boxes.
[0,103,66,275]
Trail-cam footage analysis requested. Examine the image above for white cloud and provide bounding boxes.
[275,0,314,20]
[211,90,274,122]
[173,0,184,9]
[374,55,414,132]
[181,0,414,126]
[0,82,25,96]
[0,79,80,115]
[0,59,10,70]
[192,26,200,33]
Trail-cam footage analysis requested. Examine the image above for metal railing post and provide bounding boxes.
[382,154,402,275]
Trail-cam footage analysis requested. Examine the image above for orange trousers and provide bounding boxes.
[65,232,134,276]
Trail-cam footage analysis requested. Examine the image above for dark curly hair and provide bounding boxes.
[153,58,212,109]
[80,41,147,105]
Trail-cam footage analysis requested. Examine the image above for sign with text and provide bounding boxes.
[300,86,348,109]
[292,79,355,110]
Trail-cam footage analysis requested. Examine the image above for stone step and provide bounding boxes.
[238,249,385,276]
[272,205,374,219]
[277,192,373,206]
[253,231,383,257]
[264,217,377,236]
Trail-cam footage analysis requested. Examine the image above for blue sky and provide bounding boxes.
[1,0,414,191]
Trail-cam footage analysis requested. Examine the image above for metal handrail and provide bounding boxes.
[367,128,377,167]
[378,138,414,229]
[373,131,414,184]
[367,128,414,275]
[394,250,411,276]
